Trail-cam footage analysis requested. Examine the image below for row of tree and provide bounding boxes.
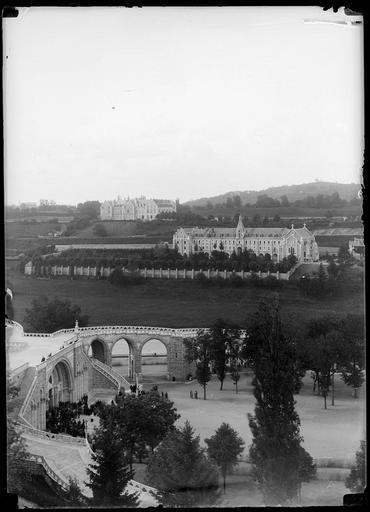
[196,191,361,211]
[298,246,362,299]
[26,246,298,274]
[184,308,365,409]
[7,298,366,506]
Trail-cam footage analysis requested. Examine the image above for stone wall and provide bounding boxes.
[25,264,293,281]
[167,337,196,380]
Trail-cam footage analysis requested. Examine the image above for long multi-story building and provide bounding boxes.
[100,196,176,221]
[173,216,319,262]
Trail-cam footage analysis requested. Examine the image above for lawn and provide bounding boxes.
[7,270,364,330]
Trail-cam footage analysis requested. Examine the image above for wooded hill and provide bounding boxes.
[185,181,361,208]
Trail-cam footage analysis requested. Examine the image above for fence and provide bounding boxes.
[25,264,296,281]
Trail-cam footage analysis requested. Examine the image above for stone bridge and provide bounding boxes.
[7,322,200,431]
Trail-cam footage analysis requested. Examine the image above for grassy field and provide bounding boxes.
[5,221,62,238]
[7,269,364,329]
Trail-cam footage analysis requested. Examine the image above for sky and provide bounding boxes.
[3,6,364,206]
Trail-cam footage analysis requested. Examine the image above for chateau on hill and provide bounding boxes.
[173,216,319,263]
[100,196,177,221]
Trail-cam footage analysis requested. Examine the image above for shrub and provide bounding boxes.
[195,273,210,286]
[262,275,282,289]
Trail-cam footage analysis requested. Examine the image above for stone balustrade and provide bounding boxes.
[19,422,87,445]
[27,454,69,491]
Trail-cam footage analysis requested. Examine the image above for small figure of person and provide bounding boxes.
[165,392,168,399]
[190,390,193,399]
[194,390,198,399]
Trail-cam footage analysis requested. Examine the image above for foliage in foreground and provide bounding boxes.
[345,441,366,493]
[86,419,139,507]
[97,391,180,470]
[205,422,245,492]
[146,420,220,507]
[7,419,32,495]
[245,299,316,505]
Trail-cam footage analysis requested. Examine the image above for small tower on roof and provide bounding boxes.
[236,214,244,237]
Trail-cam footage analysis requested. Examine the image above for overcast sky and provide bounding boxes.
[3,6,363,206]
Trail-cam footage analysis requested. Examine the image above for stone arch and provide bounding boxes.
[88,338,108,363]
[111,337,135,378]
[140,338,168,381]
[272,253,278,262]
[47,359,73,408]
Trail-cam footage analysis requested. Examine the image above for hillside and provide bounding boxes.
[185,181,361,207]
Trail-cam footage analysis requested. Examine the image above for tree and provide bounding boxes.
[86,417,139,507]
[338,314,365,398]
[280,195,290,207]
[23,296,89,333]
[184,331,213,400]
[7,419,32,495]
[208,319,231,390]
[65,476,86,506]
[93,223,107,237]
[205,423,245,492]
[146,420,220,507]
[299,316,345,407]
[243,300,316,505]
[97,392,179,470]
[345,441,366,493]
[338,243,352,267]
[317,263,327,293]
[76,200,101,220]
[227,329,243,394]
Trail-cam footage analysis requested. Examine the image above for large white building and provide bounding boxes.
[100,196,177,221]
[173,216,319,262]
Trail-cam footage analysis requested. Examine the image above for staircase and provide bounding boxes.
[90,358,131,392]
[9,366,37,421]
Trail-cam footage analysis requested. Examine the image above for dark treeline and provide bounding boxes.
[194,191,361,211]
[25,246,298,274]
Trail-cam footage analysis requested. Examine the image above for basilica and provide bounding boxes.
[173,216,319,262]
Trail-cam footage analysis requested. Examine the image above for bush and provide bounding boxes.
[228,274,244,287]
[109,268,145,286]
[195,273,210,286]
[262,275,282,289]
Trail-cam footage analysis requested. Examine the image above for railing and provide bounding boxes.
[27,454,69,491]
[6,319,24,331]
[100,362,131,390]
[9,363,29,380]
[18,374,38,427]
[91,358,122,391]
[77,325,202,338]
[24,329,76,338]
[36,335,79,370]
[19,422,87,445]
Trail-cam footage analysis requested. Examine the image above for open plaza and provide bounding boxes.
[7,318,365,507]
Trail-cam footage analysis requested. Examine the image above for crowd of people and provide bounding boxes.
[45,395,104,437]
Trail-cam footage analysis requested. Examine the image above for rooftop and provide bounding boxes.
[6,322,76,371]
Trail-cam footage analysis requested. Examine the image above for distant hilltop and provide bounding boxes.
[184,181,361,208]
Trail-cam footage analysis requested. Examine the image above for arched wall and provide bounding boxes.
[89,338,108,364]
[47,359,74,408]
[140,338,168,379]
[111,338,134,378]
